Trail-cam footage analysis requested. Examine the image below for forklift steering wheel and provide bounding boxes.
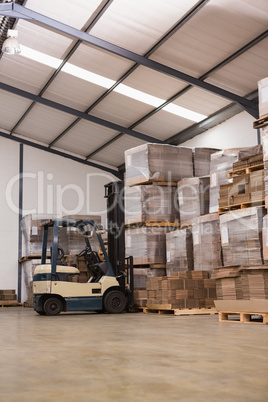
[77,247,90,258]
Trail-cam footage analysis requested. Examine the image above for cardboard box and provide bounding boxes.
[214,299,268,313]
[166,228,193,276]
[125,185,179,225]
[258,77,268,118]
[125,143,193,186]
[193,147,220,177]
[177,177,210,224]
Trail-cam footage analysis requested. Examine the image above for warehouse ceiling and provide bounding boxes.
[0,0,267,178]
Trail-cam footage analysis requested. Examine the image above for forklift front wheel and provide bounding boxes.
[104,290,126,314]
[43,297,63,316]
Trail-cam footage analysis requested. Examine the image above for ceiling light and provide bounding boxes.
[2,29,21,55]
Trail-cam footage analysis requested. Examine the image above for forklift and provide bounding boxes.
[33,181,133,316]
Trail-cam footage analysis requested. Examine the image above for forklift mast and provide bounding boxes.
[104,181,125,280]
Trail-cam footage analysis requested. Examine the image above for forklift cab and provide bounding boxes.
[33,219,132,316]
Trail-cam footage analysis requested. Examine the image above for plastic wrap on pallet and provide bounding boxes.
[125,226,171,265]
[220,207,266,267]
[209,149,244,213]
[177,177,210,224]
[125,143,193,186]
[22,259,50,302]
[125,185,179,225]
[166,228,193,276]
[133,268,166,289]
[192,213,222,272]
[258,77,268,118]
[262,215,268,263]
[193,147,220,177]
[60,215,102,255]
[21,214,56,256]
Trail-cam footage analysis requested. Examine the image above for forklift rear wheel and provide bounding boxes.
[43,297,63,316]
[104,290,126,314]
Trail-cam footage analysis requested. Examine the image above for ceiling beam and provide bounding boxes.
[87,31,267,159]
[0,81,164,144]
[0,2,258,117]
[49,0,210,148]
[10,0,114,134]
[0,130,122,179]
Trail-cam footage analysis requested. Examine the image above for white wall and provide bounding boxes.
[0,137,117,300]
[0,138,19,291]
[181,111,258,148]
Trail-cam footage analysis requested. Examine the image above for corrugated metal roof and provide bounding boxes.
[0,0,266,175]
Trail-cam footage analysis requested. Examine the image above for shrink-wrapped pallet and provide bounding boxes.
[220,207,266,266]
[125,226,169,265]
[262,215,268,263]
[177,177,210,224]
[192,213,222,272]
[125,185,179,225]
[60,215,102,255]
[209,149,242,213]
[166,229,193,276]
[258,77,268,118]
[21,214,55,256]
[125,143,193,186]
[193,147,220,177]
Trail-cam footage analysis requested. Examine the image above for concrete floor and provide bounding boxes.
[0,308,267,402]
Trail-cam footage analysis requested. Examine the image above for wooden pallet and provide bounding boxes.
[253,114,268,129]
[227,163,264,179]
[219,311,268,325]
[19,255,51,263]
[143,305,217,316]
[218,199,265,214]
[0,300,24,308]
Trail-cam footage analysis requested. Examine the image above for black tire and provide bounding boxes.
[43,297,63,316]
[36,311,46,315]
[104,290,126,314]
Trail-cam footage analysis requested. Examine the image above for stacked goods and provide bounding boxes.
[63,254,90,283]
[125,226,169,266]
[0,290,18,303]
[166,228,193,276]
[193,147,220,177]
[134,289,147,307]
[212,266,243,300]
[258,79,268,209]
[177,177,210,224]
[262,215,268,262]
[218,146,264,209]
[125,144,193,186]
[146,271,216,309]
[125,185,179,225]
[132,268,166,290]
[22,258,50,302]
[212,265,268,300]
[191,213,222,272]
[209,149,243,213]
[60,215,102,254]
[21,214,54,256]
[258,77,268,118]
[220,207,265,266]
[241,266,268,299]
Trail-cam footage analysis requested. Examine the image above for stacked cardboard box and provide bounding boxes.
[63,254,90,283]
[212,265,268,300]
[220,207,265,266]
[125,144,193,186]
[125,185,179,225]
[262,215,268,263]
[146,271,216,309]
[191,213,222,272]
[218,149,264,208]
[209,149,243,213]
[166,228,193,276]
[212,266,243,300]
[177,177,210,224]
[193,148,220,177]
[21,214,55,256]
[60,215,102,255]
[134,289,147,307]
[125,226,169,265]
[258,77,268,118]
[0,290,17,302]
